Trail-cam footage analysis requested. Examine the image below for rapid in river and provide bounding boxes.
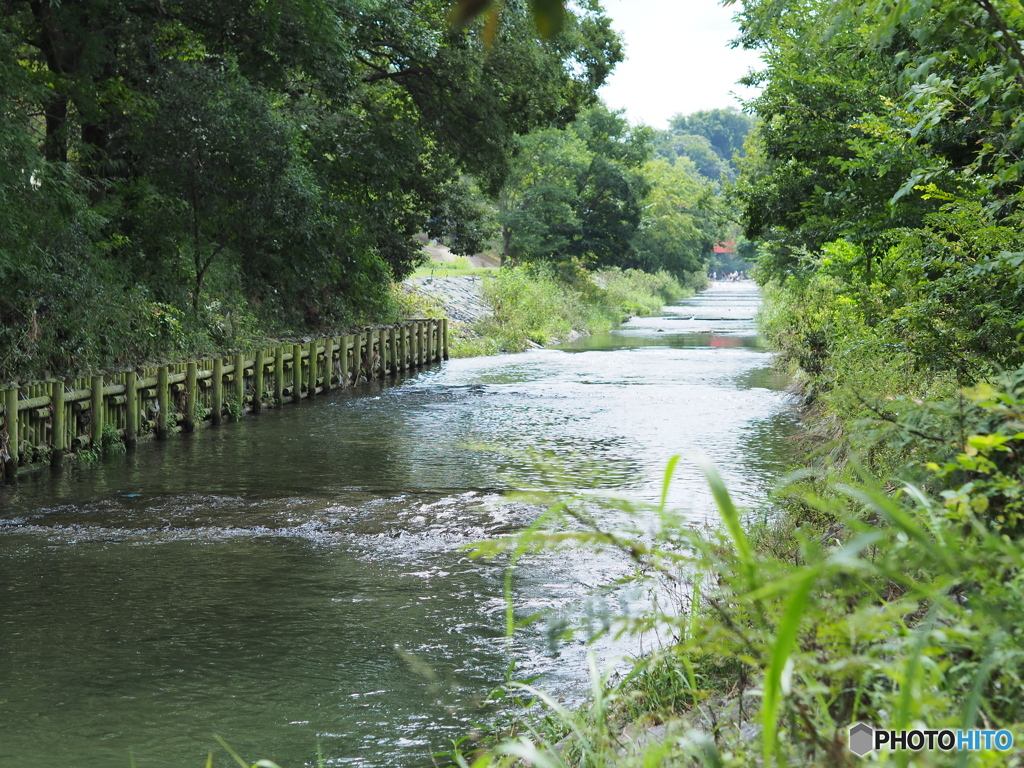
[0,281,795,768]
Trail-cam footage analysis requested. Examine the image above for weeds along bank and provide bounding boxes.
[405,264,707,358]
[438,250,1024,767]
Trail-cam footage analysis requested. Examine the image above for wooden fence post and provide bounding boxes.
[51,380,65,463]
[5,387,19,475]
[91,375,104,448]
[292,343,303,402]
[253,350,265,412]
[212,357,223,425]
[233,352,245,418]
[307,341,317,400]
[274,346,284,405]
[388,327,397,376]
[361,331,372,379]
[157,365,169,438]
[340,335,350,387]
[184,362,197,431]
[324,338,334,393]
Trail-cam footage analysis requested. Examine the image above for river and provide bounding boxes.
[0,282,794,768]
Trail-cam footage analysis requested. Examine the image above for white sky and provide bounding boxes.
[597,0,764,129]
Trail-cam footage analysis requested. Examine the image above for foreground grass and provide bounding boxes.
[444,382,1024,765]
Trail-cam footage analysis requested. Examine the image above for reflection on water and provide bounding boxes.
[0,283,795,768]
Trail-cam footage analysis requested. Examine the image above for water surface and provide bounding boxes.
[0,282,794,768]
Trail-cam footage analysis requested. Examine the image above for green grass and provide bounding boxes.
[443,264,698,358]
[410,256,498,279]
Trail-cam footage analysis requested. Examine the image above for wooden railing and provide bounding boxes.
[0,318,448,480]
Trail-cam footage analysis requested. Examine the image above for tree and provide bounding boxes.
[668,108,756,168]
[499,104,649,267]
[633,158,718,277]
[0,0,625,377]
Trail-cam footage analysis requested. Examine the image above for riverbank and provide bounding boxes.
[404,265,708,358]
[449,278,1024,766]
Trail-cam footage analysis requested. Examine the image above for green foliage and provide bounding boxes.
[100,423,127,457]
[448,384,1024,764]
[224,394,243,423]
[597,268,692,316]
[633,159,718,277]
[736,0,1024,281]
[0,0,623,381]
[500,107,722,280]
[446,265,695,358]
[653,108,757,182]
[499,105,650,270]
[411,258,496,279]
[476,264,608,352]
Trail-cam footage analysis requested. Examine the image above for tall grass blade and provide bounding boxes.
[495,737,565,768]
[660,455,681,512]
[955,634,1003,768]
[894,607,937,733]
[696,457,756,588]
[762,567,816,767]
[213,735,251,768]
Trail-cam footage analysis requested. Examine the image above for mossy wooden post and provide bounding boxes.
[359,331,370,379]
[292,343,303,402]
[323,338,334,393]
[156,365,169,438]
[427,321,435,362]
[4,387,18,475]
[376,329,386,378]
[212,357,224,426]
[25,385,33,451]
[253,350,265,413]
[183,362,197,432]
[51,380,65,462]
[442,318,449,360]
[340,335,350,387]
[233,352,245,418]
[307,341,317,400]
[91,375,104,448]
[126,370,139,444]
[274,346,284,405]
[388,328,397,375]
[417,322,425,367]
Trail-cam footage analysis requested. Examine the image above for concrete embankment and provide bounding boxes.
[403,276,493,325]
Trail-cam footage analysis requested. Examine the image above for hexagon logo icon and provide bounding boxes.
[848,722,875,756]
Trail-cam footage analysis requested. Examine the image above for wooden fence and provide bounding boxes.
[0,318,448,480]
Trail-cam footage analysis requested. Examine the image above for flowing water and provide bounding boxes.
[0,282,795,768]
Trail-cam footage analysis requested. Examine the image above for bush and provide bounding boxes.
[475,264,612,352]
[444,264,705,357]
